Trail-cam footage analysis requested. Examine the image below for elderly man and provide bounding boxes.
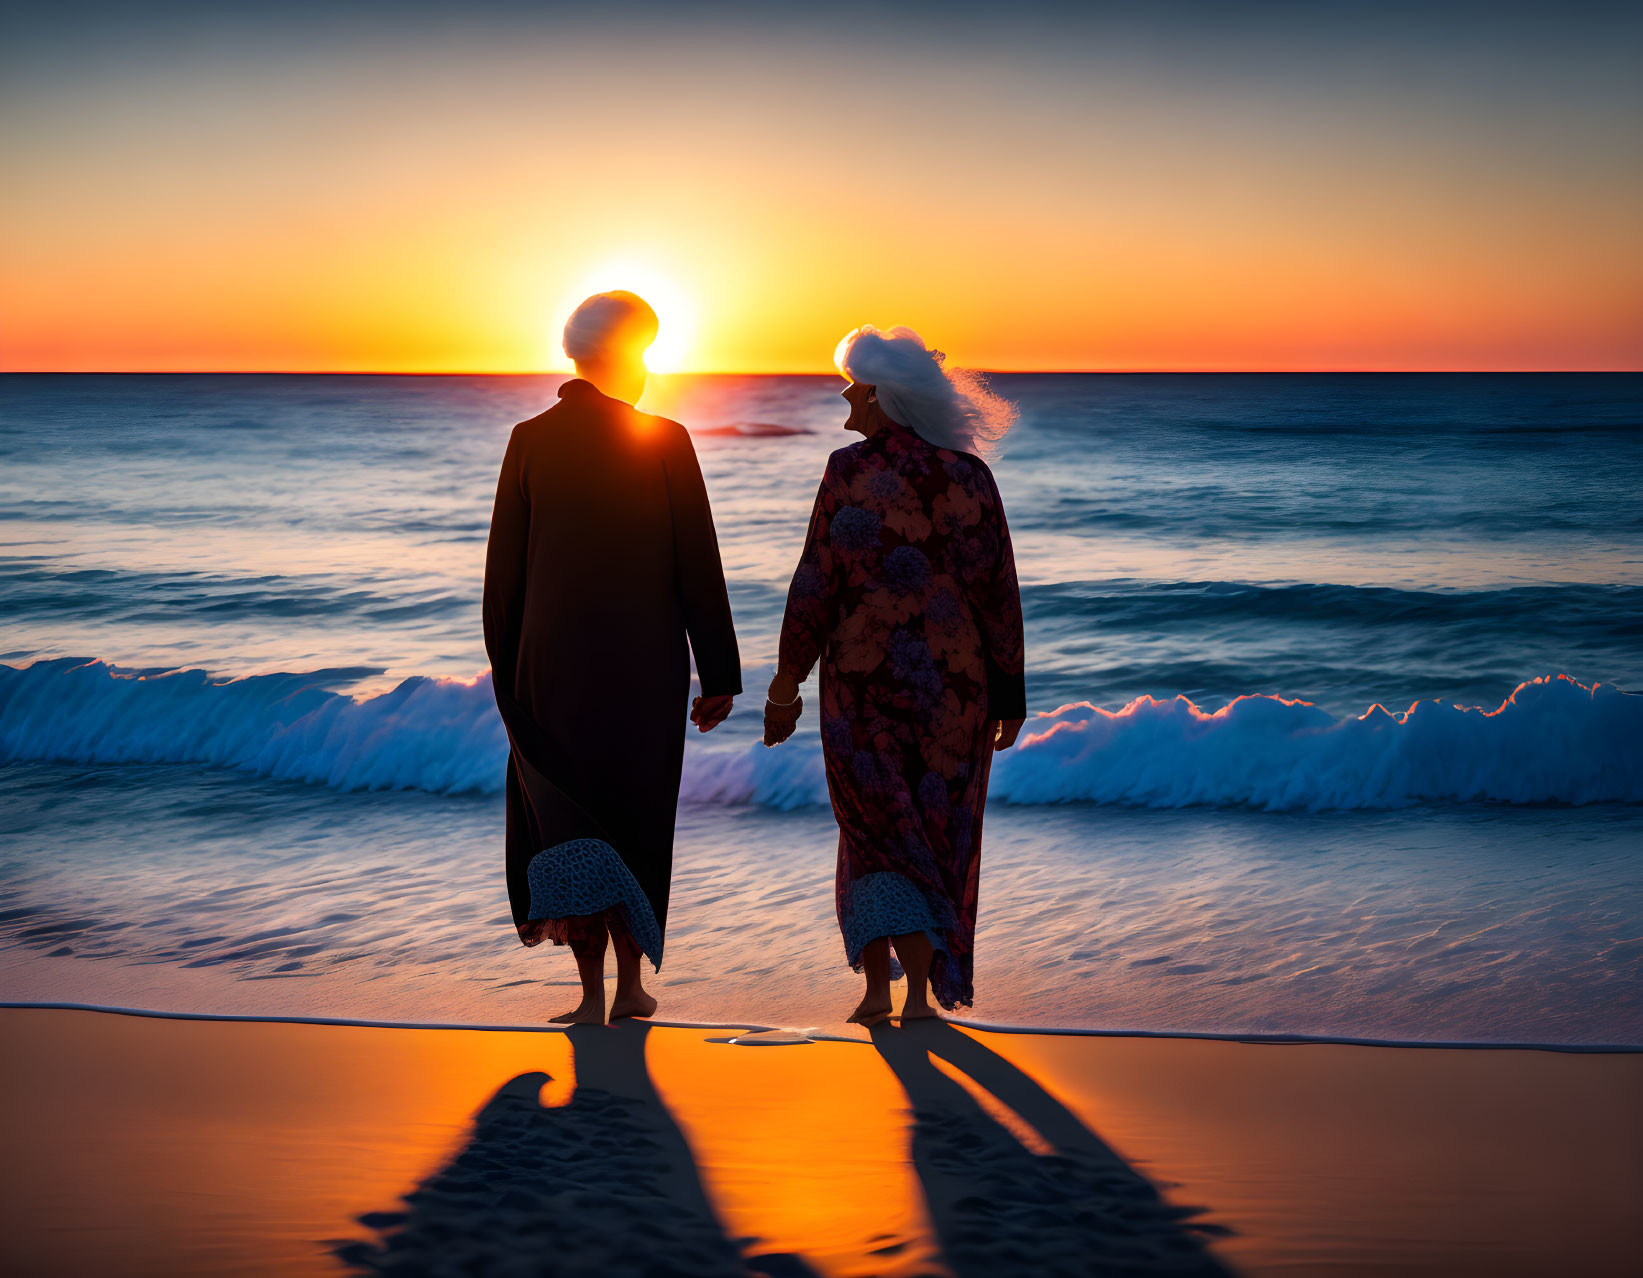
[483,291,740,1024]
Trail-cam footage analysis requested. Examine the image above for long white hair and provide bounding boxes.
[834,325,1016,457]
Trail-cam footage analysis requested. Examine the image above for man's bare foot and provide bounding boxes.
[848,995,893,1026]
[899,1000,940,1021]
[549,997,605,1025]
[609,988,657,1020]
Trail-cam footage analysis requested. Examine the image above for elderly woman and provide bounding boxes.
[484,291,740,1025]
[764,326,1025,1024]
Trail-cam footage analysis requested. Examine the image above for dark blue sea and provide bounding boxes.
[2,373,1639,1042]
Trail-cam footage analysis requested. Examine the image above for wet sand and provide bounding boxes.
[0,1007,1637,1276]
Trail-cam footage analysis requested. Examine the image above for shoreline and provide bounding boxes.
[5,999,1638,1054]
[5,730,1639,1050]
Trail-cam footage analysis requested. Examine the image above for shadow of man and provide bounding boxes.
[871,1021,1231,1277]
[336,1021,814,1277]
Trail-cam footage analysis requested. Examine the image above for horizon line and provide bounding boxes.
[3,367,1640,377]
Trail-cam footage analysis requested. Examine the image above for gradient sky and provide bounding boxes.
[2,1,1640,372]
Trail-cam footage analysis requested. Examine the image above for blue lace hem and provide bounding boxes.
[526,838,664,969]
[841,871,947,974]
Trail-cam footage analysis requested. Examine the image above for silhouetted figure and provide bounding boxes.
[764,326,1025,1024]
[334,1023,815,1276]
[871,1022,1231,1277]
[484,292,740,1024]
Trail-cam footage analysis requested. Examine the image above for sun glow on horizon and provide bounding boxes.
[556,262,697,374]
[3,10,1639,373]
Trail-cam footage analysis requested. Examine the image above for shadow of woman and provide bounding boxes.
[870,1021,1231,1277]
[335,1021,814,1277]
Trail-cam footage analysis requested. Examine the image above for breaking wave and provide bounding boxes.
[1,659,1637,811]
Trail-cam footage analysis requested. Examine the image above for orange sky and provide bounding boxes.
[2,8,1639,372]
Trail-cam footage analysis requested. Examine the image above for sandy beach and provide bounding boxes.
[1,1006,1637,1276]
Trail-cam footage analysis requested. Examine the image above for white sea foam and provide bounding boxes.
[990,677,1642,809]
[0,660,507,795]
[2,660,1637,810]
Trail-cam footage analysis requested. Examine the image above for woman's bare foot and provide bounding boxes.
[609,988,657,1020]
[851,941,895,1025]
[888,933,938,1023]
[549,996,605,1025]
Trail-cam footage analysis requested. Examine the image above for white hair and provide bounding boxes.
[834,324,1016,457]
[562,291,659,363]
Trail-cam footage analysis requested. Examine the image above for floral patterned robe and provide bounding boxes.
[778,419,1025,1009]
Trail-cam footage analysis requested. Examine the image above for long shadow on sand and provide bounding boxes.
[871,1020,1231,1277]
[335,1021,816,1278]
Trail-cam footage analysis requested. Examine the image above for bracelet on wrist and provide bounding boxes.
[767,676,801,707]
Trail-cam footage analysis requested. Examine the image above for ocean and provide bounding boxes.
[2,372,1639,1044]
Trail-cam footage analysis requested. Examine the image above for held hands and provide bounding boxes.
[994,718,1025,751]
[763,669,803,747]
[690,694,734,733]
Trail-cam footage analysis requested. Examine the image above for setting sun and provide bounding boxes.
[6,9,1639,375]
[557,262,697,374]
